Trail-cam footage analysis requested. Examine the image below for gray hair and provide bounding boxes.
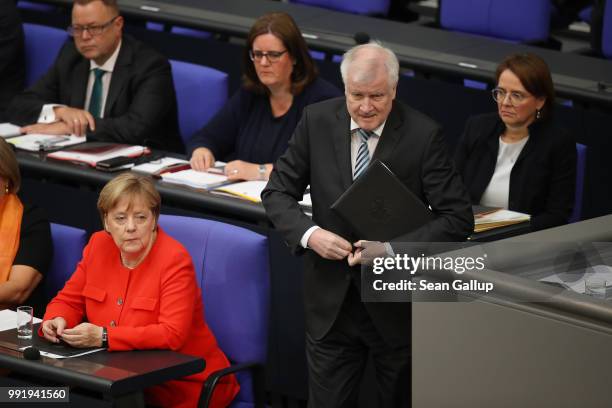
[340,42,399,89]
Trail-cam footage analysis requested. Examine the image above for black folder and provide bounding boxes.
[330,160,434,241]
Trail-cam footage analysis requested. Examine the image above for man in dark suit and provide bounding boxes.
[6,0,182,152]
[0,0,25,121]
[262,43,473,407]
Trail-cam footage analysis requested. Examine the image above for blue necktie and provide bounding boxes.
[353,128,372,180]
[88,68,105,118]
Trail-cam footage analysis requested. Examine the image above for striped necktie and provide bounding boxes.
[353,128,373,180]
[88,68,105,118]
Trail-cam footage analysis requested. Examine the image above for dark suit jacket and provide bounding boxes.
[262,98,473,347]
[6,35,183,152]
[454,112,577,231]
[0,0,25,120]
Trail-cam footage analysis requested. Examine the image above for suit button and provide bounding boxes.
[117,298,123,306]
[110,320,116,327]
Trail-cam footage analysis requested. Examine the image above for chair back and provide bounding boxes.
[439,0,550,43]
[158,215,270,407]
[569,143,587,223]
[169,60,228,145]
[289,0,390,15]
[23,23,68,87]
[17,1,56,12]
[603,0,612,58]
[46,224,87,301]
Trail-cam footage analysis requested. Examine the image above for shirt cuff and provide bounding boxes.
[300,226,320,249]
[38,104,63,123]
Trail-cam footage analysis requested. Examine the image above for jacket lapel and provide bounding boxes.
[104,39,132,117]
[332,106,353,191]
[70,58,89,109]
[371,101,402,165]
[515,120,542,165]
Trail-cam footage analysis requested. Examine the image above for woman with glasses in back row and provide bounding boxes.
[454,53,577,231]
[187,12,340,181]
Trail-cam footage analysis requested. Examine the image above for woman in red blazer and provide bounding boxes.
[41,173,239,408]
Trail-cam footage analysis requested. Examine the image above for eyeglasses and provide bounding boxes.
[491,88,529,106]
[68,15,119,37]
[249,50,288,63]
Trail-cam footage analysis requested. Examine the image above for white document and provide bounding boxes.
[214,180,268,202]
[0,123,21,138]
[540,265,612,294]
[161,169,228,189]
[131,157,189,174]
[0,310,42,332]
[48,145,147,167]
[7,134,86,151]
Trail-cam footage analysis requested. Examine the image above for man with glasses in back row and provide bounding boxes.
[6,0,183,153]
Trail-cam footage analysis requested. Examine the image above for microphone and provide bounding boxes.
[23,347,41,360]
[353,32,371,45]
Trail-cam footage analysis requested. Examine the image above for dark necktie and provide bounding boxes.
[88,68,105,118]
[353,128,372,179]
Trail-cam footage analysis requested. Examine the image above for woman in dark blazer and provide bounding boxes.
[187,12,340,181]
[454,53,577,231]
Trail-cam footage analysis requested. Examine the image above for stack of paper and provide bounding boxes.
[47,144,148,167]
[7,134,85,151]
[474,209,530,233]
[540,265,612,294]
[161,169,228,189]
[132,157,190,176]
[214,181,267,202]
[0,309,42,332]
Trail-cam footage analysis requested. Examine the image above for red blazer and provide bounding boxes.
[42,228,239,408]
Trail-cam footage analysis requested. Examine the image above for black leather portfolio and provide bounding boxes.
[330,160,434,241]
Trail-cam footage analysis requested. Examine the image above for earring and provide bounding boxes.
[4,184,8,194]
[536,109,542,120]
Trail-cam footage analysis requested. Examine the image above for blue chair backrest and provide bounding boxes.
[579,5,593,23]
[46,224,87,302]
[603,0,612,58]
[23,23,68,87]
[569,143,587,223]
[169,60,228,145]
[439,0,551,43]
[289,0,390,15]
[17,1,56,12]
[158,215,270,407]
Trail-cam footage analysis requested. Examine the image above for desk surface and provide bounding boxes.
[16,151,266,224]
[0,331,204,396]
[36,0,612,105]
[17,148,522,241]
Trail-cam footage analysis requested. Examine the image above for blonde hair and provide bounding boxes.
[0,138,20,194]
[97,173,160,224]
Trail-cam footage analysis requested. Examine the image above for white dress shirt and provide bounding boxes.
[38,41,122,123]
[480,135,529,209]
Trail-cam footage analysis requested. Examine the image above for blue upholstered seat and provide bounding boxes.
[158,215,270,408]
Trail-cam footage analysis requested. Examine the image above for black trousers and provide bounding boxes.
[306,284,411,408]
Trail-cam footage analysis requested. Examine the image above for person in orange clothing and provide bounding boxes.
[40,172,239,408]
